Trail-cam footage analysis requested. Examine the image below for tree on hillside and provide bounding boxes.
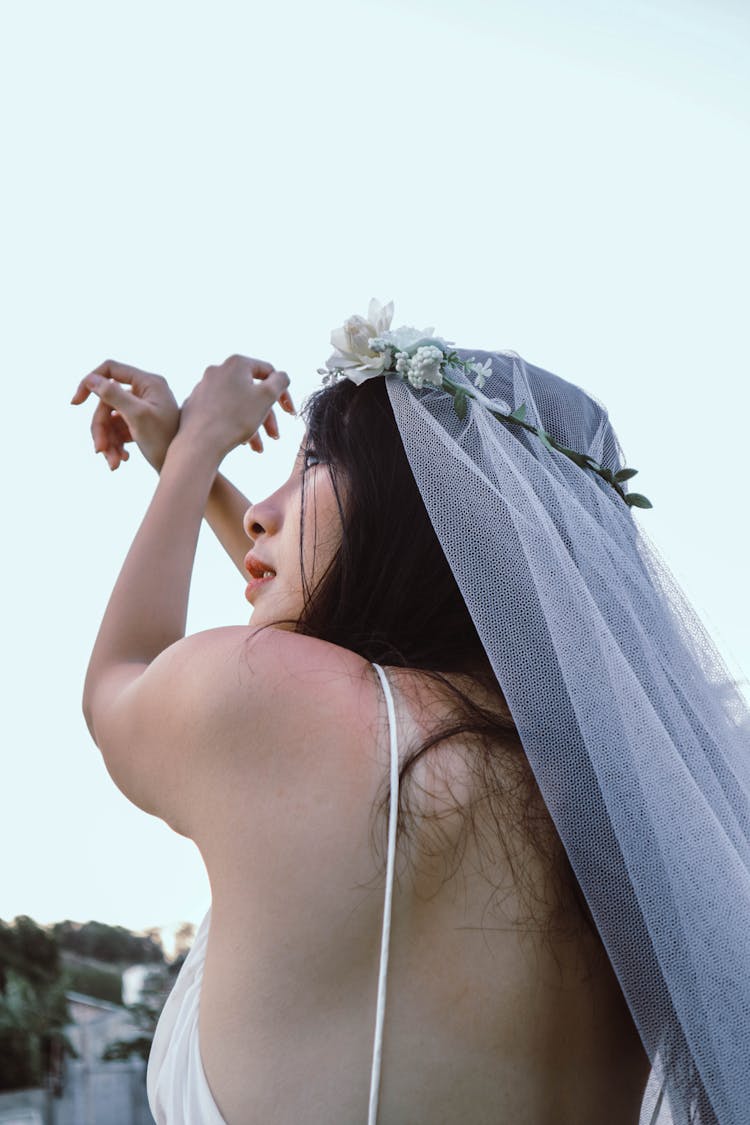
[0,917,75,1092]
[52,920,164,964]
[0,915,59,986]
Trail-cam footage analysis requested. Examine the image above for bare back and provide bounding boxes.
[191,643,651,1124]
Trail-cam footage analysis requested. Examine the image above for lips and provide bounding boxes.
[244,552,277,580]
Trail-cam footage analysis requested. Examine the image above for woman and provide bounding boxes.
[71,303,750,1124]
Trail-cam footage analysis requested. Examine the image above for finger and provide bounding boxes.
[91,398,114,453]
[263,407,280,440]
[73,364,134,406]
[108,436,128,467]
[100,432,118,468]
[92,403,131,466]
[110,416,134,465]
[270,369,291,394]
[90,359,158,388]
[111,413,133,444]
[254,366,292,401]
[84,372,140,414]
[280,389,296,414]
[108,448,127,467]
[72,360,160,404]
[70,379,93,405]
[243,366,295,414]
[255,369,290,411]
[222,355,276,377]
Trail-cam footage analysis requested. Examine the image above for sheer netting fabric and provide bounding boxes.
[385,350,750,1125]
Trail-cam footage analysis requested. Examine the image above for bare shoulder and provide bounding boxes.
[143,623,376,726]
[174,628,392,893]
[91,625,380,842]
[165,624,383,773]
[189,625,376,724]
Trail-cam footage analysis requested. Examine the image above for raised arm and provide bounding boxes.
[75,357,291,825]
[203,471,254,577]
[71,359,296,578]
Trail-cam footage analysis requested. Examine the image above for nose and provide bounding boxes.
[243,495,281,541]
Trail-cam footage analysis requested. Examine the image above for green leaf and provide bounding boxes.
[537,430,555,452]
[566,450,592,468]
[615,467,639,483]
[509,403,527,422]
[599,467,615,484]
[625,493,653,509]
[453,390,467,421]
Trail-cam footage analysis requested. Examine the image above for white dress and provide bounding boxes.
[147,662,400,1125]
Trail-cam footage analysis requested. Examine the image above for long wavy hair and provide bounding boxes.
[251,374,598,945]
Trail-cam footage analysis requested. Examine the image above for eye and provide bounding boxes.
[303,448,324,471]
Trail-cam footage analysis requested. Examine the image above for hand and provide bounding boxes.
[71,358,295,472]
[70,361,181,473]
[177,355,293,460]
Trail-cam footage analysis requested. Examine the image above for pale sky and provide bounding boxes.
[1,0,748,936]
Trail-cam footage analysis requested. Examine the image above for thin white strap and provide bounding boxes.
[367,663,399,1125]
[647,1081,665,1125]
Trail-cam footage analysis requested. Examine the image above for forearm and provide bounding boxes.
[83,434,219,713]
[204,471,253,578]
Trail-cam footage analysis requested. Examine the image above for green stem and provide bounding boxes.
[440,365,651,509]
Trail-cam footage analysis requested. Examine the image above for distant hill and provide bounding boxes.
[51,920,165,966]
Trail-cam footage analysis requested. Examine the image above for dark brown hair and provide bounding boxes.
[251,375,596,944]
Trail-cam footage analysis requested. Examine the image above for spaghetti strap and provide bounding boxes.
[368,663,399,1125]
[647,1081,665,1125]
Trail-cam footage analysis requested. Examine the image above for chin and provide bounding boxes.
[246,590,301,630]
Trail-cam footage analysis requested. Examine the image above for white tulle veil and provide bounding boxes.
[380,348,750,1125]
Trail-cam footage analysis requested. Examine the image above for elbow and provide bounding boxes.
[81,665,103,743]
[81,687,99,745]
[82,699,96,744]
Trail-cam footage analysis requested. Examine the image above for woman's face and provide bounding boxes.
[242,440,343,628]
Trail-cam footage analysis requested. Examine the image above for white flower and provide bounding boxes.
[377,324,430,351]
[470,359,492,389]
[319,299,454,386]
[402,345,445,389]
[394,351,411,377]
[320,297,396,385]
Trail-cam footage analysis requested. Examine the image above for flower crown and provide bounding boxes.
[318,298,652,510]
